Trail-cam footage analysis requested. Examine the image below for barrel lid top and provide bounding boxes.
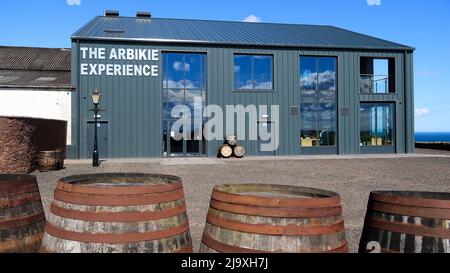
[215,184,339,197]
[212,184,341,208]
[371,191,450,201]
[56,173,183,195]
[59,173,180,186]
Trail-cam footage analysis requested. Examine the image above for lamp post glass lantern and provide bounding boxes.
[91,89,102,167]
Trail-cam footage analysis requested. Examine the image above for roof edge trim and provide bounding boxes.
[70,36,415,51]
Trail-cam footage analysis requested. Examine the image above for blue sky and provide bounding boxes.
[1,0,449,132]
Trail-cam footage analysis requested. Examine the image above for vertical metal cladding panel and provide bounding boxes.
[206,46,296,157]
[405,51,415,153]
[77,42,162,158]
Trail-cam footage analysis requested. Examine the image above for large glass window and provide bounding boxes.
[360,103,394,146]
[300,57,337,147]
[360,57,395,93]
[234,54,273,90]
[162,52,207,156]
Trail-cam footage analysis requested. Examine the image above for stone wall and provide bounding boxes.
[0,116,67,173]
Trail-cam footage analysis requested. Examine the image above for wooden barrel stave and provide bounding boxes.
[40,173,192,253]
[41,231,192,253]
[359,191,450,253]
[200,184,347,253]
[0,174,45,253]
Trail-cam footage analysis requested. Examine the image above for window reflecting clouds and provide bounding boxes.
[234,54,273,90]
[162,52,207,156]
[300,57,336,147]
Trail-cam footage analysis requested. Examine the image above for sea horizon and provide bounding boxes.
[415,132,450,142]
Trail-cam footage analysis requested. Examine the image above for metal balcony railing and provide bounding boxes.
[360,74,391,93]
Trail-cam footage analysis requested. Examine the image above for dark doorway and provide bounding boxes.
[87,121,108,159]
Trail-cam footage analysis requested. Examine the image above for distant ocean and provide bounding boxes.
[415,132,450,142]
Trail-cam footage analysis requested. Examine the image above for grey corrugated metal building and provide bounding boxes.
[69,11,415,159]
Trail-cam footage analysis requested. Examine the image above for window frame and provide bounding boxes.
[232,53,274,92]
[359,56,396,94]
[359,102,395,147]
[161,50,209,157]
[299,55,338,149]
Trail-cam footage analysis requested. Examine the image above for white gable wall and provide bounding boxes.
[0,89,72,144]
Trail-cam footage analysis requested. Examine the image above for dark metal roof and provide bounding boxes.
[0,70,74,90]
[72,16,414,51]
[0,47,74,90]
[0,46,71,71]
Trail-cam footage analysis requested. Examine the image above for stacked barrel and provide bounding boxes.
[219,134,246,158]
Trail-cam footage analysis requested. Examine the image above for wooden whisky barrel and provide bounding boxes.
[219,144,233,158]
[359,191,450,253]
[200,184,348,253]
[40,173,192,253]
[233,144,245,158]
[226,134,237,146]
[37,150,64,172]
[0,174,46,253]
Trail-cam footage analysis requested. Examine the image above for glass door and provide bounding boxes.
[162,52,207,157]
[299,56,337,154]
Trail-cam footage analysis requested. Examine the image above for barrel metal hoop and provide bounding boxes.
[210,199,342,218]
[202,233,270,253]
[50,203,187,222]
[40,241,193,253]
[56,180,183,195]
[0,211,45,229]
[44,222,190,243]
[370,192,450,209]
[173,243,194,253]
[368,201,450,220]
[206,213,345,236]
[54,188,185,206]
[202,233,348,253]
[0,193,42,209]
[211,189,341,209]
[0,184,39,197]
[367,217,450,239]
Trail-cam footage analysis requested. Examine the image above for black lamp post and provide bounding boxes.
[90,89,101,167]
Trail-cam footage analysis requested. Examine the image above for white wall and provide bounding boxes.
[0,89,72,144]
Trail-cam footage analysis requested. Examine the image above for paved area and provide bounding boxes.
[33,149,450,253]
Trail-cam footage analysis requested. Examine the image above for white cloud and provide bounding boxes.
[243,15,261,23]
[66,0,81,5]
[173,61,190,72]
[415,108,430,117]
[367,0,381,6]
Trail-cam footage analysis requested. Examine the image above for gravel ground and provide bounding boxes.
[32,149,450,253]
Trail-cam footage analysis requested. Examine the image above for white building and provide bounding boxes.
[0,46,74,144]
